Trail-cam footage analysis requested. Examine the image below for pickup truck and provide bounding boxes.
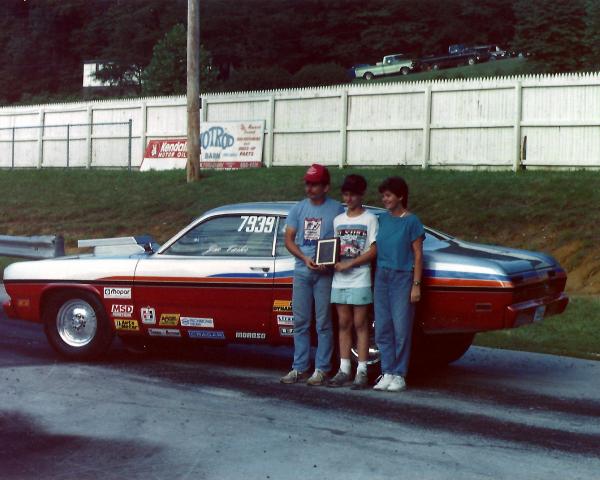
[353,54,415,80]
[417,44,490,71]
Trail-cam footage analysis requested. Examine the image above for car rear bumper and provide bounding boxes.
[506,292,569,328]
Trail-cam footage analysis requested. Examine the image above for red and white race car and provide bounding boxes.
[2,202,569,368]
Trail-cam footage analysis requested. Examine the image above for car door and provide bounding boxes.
[133,213,277,342]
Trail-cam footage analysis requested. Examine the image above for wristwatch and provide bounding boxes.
[413,280,421,286]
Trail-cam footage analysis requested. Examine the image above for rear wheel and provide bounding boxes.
[467,57,476,66]
[363,72,374,80]
[400,66,410,75]
[43,291,114,360]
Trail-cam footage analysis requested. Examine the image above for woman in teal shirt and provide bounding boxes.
[373,176,424,392]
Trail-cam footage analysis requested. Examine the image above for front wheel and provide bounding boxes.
[43,291,114,360]
[467,57,476,66]
[350,320,381,381]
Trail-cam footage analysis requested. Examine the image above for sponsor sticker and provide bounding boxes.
[141,307,156,324]
[180,317,214,328]
[279,327,294,337]
[188,330,225,340]
[277,314,294,326]
[235,332,266,340]
[148,328,180,337]
[111,304,134,318]
[114,319,139,331]
[104,287,132,299]
[159,313,180,326]
[273,299,292,312]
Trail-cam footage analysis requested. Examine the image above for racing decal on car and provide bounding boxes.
[279,327,294,337]
[276,314,294,326]
[235,332,266,340]
[148,328,180,337]
[114,319,139,331]
[104,287,132,299]
[188,330,225,340]
[141,307,156,324]
[111,304,134,318]
[273,300,292,312]
[180,317,214,328]
[238,215,276,233]
[159,313,180,326]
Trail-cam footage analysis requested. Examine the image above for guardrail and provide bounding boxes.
[0,235,65,259]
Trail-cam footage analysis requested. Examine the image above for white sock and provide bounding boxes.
[340,358,351,375]
[357,361,367,374]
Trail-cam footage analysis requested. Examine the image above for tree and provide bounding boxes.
[583,0,600,70]
[142,24,219,96]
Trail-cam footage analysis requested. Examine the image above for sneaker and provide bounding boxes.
[280,369,310,384]
[386,375,407,392]
[373,373,393,391]
[351,369,369,390]
[306,369,328,386]
[327,370,351,388]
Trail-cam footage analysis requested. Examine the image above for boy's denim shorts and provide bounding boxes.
[331,286,373,305]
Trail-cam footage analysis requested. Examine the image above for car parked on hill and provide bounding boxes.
[3,202,569,371]
[353,54,416,80]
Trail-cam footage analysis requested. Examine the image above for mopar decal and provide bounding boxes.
[111,304,134,318]
[114,319,139,331]
[188,330,225,340]
[180,317,214,328]
[159,313,180,326]
[277,314,294,326]
[273,300,292,312]
[148,328,180,337]
[235,332,266,340]
[141,307,156,324]
[104,287,131,299]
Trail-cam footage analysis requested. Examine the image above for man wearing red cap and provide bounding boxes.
[280,164,344,386]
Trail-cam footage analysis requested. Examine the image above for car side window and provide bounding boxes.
[163,215,277,257]
[275,216,291,257]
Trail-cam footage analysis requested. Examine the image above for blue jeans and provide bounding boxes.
[292,266,334,373]
[374,267,414,377]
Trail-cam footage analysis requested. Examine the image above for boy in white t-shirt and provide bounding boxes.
[327,175,378,389]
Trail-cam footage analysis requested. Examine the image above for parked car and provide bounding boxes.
[3,202,569,370]
[418,44,491,71]
[470,44,510,61]
[353,54,416,80]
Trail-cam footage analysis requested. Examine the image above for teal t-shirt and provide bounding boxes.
[375,212,424,271]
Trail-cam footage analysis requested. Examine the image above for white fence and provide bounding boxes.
[1,72,600,170]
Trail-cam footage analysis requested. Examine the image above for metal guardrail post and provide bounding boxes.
[128,118,132,172]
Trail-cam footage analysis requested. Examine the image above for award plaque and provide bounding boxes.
[315,238,340,266]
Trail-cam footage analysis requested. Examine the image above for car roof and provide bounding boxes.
[202,201,386,218]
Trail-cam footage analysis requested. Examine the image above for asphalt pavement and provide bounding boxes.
[1,284,600,480]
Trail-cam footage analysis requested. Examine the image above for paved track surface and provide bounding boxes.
[1,284,599,479]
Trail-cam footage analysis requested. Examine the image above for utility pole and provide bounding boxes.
[186,0,201,182]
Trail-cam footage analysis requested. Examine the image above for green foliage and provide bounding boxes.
[222,67,294,92]
[292,63,349,87]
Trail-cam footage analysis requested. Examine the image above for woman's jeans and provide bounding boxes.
[292,266,334,373]
[374,267,415,377]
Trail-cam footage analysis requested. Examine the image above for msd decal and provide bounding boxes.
[104,287,131,299]
[277,314,294,326]
[111,304,134,318]
[141,307,156,325]
[159,313,180,326]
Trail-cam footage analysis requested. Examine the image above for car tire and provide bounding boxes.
[363,72,374,80]
[467,57,476,66]
[43,291,114,360]
[411,331,474,368]
[431,64,440,71]
[400,67,410,75]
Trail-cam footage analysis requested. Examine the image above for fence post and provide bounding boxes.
[513,80,523,172]
[128,118,132,172]
[339,90,348,169]
[141,101,147,165]
[266,95,276,168]
[37,108,45,168]
[422,85,432,169]
[66,124,70,168]
[86,106,93,169]
[11,126,15,169]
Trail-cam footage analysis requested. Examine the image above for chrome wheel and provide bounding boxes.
[56,299,98,347]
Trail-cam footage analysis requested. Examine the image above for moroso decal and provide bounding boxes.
[159,313,180,326]
[273,299,292,312]
[141,307,156,324]
[277,314,294,326]
[111,304,133,318]
[180,317,214,328]
[148,328,180,337]
[279,327,294,337]
[235,332,266,340]
[104,287,131,299]
[188,330,225,340]
[114,319,139,331]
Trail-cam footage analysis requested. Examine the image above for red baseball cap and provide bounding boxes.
[304,163,330,184]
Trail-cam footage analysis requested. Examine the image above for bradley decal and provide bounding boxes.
[141,307,156,324]
[276,314,294,326]
[111,304,134,318]
[159,313,180,326]
[273,300,292,312]
[114,319,139,331]
[104,287,131,299]
[180,317,214,328]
